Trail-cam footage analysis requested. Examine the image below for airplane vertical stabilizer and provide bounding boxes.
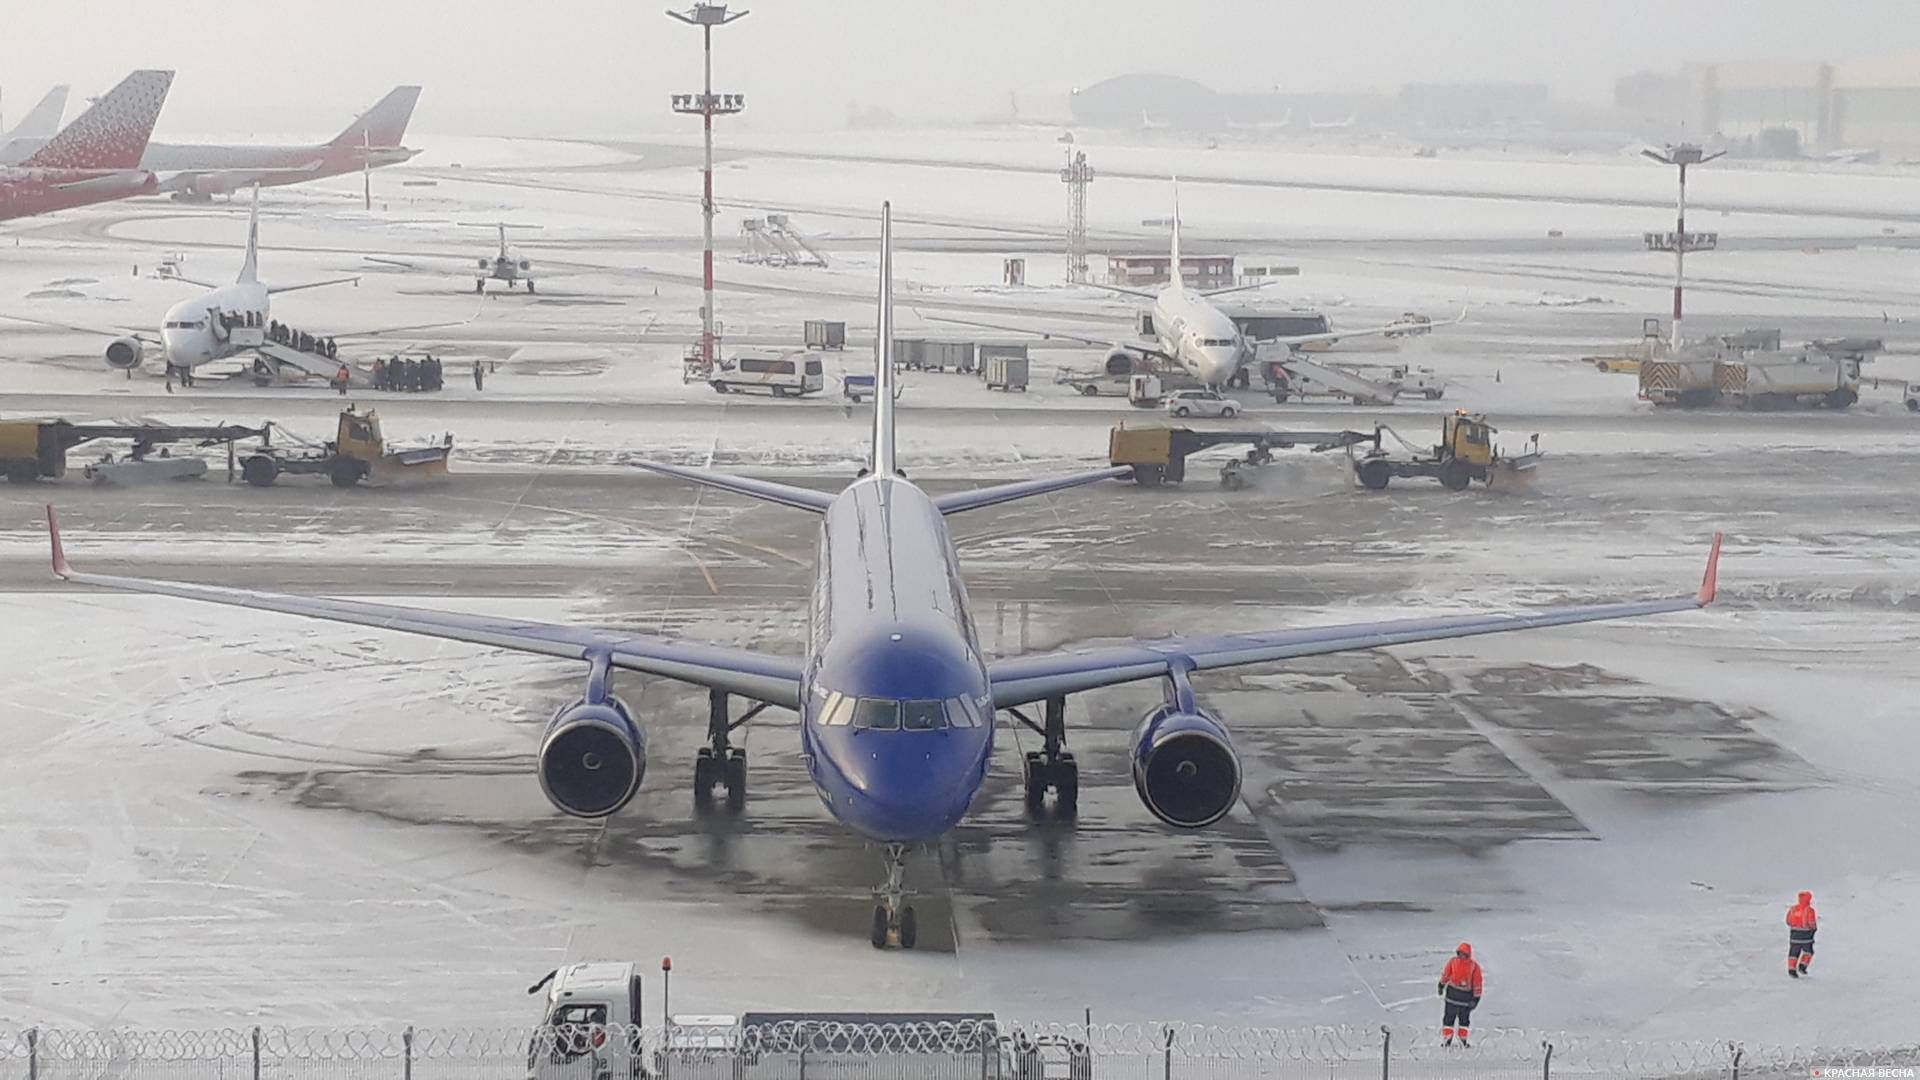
[4,85,70,141]
[22,70,173,170]
[329,85,423,148]
[1169,177,1182,282]
[871,203,898,477]
[237,186,261,284]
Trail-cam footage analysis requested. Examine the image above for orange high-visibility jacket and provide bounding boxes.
[1441,956,1484,996]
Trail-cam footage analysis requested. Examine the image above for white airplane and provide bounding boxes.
[0,189,457,385]
[934,183,1458,388]
[366,222,543,295]
[0,84,70,156]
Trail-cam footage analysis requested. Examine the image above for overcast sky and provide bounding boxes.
[6,1,1918,139]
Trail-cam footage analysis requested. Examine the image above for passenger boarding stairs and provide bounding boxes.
[1257,344,1398,406]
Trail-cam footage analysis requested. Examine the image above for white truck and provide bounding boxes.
[526,963,651,1080]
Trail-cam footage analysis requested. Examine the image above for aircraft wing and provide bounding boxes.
[1263,307,1468,351]
[0,311,151,340]
[330,311,481,339]
[267,275,361,296]
[918,311,1173,362]
[44,507,804,707]
[157,164,322,195]
[985,535,1722,708]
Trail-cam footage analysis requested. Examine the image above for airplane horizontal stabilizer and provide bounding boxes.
[631,461,833,513]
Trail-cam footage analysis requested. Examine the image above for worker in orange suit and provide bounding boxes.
[1787,891,1818,978]
[1437,941,1484,1047]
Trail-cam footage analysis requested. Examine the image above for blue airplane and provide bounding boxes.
[44,204,1724,951]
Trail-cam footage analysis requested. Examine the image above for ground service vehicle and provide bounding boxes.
[526,963,648,1080]
[984,355,1029,391]
[1165,388,1239,418]
[710,353,824,397]
[1906,383,1919,412]
[803,319,846,350]
[1352,411,1538,491]
[239,407,451,488]
[0,418,264,483]
[1109,423,1378,486]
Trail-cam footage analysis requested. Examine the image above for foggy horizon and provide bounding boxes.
[6,0,1920,139]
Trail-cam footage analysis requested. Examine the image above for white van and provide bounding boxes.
[710,352,825,397]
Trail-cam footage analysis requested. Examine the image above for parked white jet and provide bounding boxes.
[936,183,1458,388]
[0,189,459,385]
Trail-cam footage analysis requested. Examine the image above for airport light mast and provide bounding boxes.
[1642,143,1724,352]
[668,2,749,372]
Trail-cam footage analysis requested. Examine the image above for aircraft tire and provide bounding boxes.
[1056,756,1079,821]
[870,906,890,949]
[475,280,485,294]
[693,750,716,810]
[898,906,918,950]
[1023,754,1048,818]
[725,752,747,813]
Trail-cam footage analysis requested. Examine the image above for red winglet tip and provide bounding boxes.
[1698,532,1723,606]
[47,504,72,579]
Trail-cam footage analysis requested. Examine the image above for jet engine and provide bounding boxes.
[478,257,493,270]
[538,694,646,818]
[1131,703,1241,828]
[1103,349,1138,376]
[518,259,532,272]
[104,338,144,370]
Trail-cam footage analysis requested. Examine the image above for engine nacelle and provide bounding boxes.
[105,337,144,370]
[1103,348,1139,376]
[538,695,646,818]
[478,257,493,270]
[518,259,532,272]
[1131,704,1241,828]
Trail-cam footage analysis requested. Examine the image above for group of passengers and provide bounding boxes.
[267,320,337,361]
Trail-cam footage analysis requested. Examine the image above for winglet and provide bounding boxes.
[47,504,72,580]
[1698,532,1723,606]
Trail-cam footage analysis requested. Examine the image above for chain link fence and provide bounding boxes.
[2,1025,1916,1080]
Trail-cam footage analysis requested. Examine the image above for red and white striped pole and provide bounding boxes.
[668,4,749,372]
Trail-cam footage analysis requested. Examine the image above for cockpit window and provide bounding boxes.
[1201,338,1235,347]
[817,694,985,731]
[944,697,987,729]
[851,698,900,730]
[901,700,945,731]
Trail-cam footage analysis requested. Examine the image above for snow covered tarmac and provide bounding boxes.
[1,131,1917,1045]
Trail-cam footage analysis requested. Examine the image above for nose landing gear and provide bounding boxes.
[694,689,764,814]
[1014,696,1079,821]
[870,843,918,950]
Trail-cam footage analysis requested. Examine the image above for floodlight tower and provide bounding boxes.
[1059,138,1095,284]
[1641,143,1724,352]
[668,2,749,371]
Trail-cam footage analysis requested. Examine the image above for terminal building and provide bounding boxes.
[1106,253,1235,291]
[1615,53,1920,158]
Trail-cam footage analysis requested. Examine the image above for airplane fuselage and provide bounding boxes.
[0,167,157,222]
[799,474,995,843]
[1148,283,1244,387]
[159,281,269,370]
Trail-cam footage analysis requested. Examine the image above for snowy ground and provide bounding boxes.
[0,129,1917,1045]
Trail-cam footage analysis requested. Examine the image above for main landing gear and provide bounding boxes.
[870,843,918,950]
[1011,696,1078,820]
[694,688,766,814]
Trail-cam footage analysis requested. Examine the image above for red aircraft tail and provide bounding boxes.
[22,70,174,171]
[327,85,422,149]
